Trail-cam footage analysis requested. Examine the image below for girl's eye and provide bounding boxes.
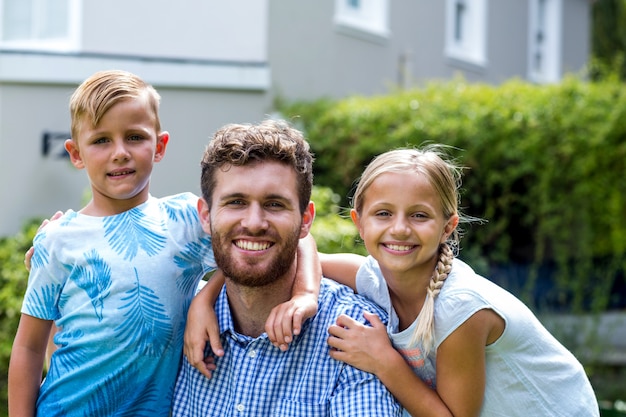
[412,212,428,219]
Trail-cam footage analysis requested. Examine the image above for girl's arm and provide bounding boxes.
[318,252,365,291]
[328,312,454,417]
[183,269,225,379]
[435,308,504,417]
[8,314,53,417]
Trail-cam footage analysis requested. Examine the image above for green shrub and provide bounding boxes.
[0,219,41,416]
[281,76,626,313]
[310,186,365,256]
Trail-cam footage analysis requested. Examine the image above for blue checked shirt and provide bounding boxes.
[173,279,403,416]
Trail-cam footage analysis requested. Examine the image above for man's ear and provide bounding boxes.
[350,209,364,240]
[299,201,316,238]
[154,131,169,162]
[65,139,84,169]
[197,197,212,236]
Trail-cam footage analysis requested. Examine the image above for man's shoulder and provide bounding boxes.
[318,278,388,322]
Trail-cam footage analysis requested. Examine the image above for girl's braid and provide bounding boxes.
[411,242,454,354]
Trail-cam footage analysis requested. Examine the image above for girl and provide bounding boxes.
[325,146,599,417]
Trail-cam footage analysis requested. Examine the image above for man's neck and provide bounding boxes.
[225,268,296,338]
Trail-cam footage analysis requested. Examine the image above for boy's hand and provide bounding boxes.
[266,292,318,351]
[184,294,224,379]
[24,211,63,271]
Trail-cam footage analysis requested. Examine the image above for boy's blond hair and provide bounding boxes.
[69,70,161,140]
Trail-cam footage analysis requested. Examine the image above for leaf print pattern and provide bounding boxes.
[104,209,166,260]
[162,194,199,224]
[67,250,112,321]
[115,269,173,357]
[24,283,61,319]
[45,329,88,382]
[174,236,212,296]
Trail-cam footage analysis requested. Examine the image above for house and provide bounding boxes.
[0,0,590,236]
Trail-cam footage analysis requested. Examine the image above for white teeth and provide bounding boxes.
[235,240,271,251]
[387,244,413,251]
[110,171,132,176]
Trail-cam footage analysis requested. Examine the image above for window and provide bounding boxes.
[334,0,389,42]
[528,0,561,83]
[445,0,487,67]
[0,0,80,51]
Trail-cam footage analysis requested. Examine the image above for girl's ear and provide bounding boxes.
[65,139,85,169]
[441,214,460,243]
[350,209,365,239]
[154,131,169,162]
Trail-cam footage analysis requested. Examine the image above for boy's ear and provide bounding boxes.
[154,132,169,162]
[64,139,85,169]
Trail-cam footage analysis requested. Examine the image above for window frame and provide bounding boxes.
[0,0,81,52]
[527,0,562,83]
[333,0,390,43]
[444,0,488,68]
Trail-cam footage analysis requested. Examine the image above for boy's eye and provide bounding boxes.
[93,137,108,144]
[128,134,143,141]
[375,211,391,217]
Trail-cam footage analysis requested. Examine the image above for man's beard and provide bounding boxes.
[211,221,301,287]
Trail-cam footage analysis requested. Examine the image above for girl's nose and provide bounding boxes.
[390,216,410,237]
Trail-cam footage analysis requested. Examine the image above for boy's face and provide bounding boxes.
[65,95,169,215]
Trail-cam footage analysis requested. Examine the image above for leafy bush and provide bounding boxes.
[281,76,626,313]
[0,219,40,415]
[310,186,365,256]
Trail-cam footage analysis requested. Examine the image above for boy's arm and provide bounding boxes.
[9,314,53,417]
[266,234,321,350]
[184,269,225,379]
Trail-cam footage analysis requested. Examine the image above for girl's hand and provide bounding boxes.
[327,311,393,375]
[183,292,223,379]
[266,292,318,351]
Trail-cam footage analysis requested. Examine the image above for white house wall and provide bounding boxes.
[0,0,271,236]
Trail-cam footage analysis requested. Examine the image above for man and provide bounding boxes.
[173,120,402,416]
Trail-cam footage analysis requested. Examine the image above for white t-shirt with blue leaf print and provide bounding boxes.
[22,192,216,417]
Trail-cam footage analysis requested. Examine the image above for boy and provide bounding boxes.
[9,70,317,416]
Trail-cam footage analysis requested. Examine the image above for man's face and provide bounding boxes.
[198,160,314,287]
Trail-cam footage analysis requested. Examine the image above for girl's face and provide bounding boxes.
[351,171,458,280]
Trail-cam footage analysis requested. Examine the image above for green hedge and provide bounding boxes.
[0,219,40,415]
[282,76,626,313]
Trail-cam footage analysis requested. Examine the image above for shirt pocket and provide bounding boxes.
[272,398,329,417]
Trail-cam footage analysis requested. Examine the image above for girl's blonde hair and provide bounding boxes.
[69,70,161,140]
[351,145,465,354]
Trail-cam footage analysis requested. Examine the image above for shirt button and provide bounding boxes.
[236,403,245,412]
[248,350,257,358]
